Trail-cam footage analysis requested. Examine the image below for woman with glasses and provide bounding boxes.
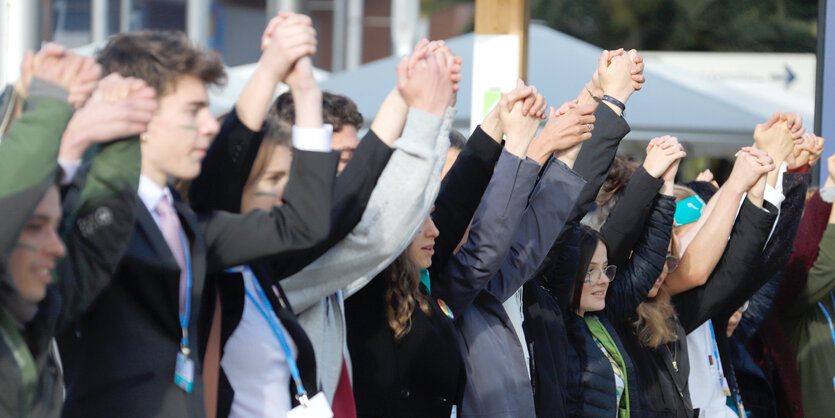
[555,165,677,418]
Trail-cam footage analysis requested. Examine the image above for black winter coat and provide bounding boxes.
[562,194,675,417]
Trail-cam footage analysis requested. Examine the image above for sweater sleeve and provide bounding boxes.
[0,80,73,261]
[280,107,452,313]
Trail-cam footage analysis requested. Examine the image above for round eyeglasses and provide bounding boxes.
[585,264,617,284]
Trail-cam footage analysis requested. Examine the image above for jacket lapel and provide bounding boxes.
[134,199,179,267]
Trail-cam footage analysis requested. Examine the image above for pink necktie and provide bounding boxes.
[155,195,188,313]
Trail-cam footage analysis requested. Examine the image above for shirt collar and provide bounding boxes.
[138,174,175,214]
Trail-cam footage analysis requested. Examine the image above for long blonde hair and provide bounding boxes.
[384,252,432,341]
[633,287,679,348]
[633,236,681,348]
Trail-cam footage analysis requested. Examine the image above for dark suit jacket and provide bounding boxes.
[190,109,392,415]
[57,149,338,417]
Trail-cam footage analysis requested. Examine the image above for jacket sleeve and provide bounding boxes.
[280,107,453,313]
[531,105,630,285]
[54,137,140,331]
[562,104,630,226]
[485,158,586,303]
[775,189,833,315]
[675,199,778,333]
[0,80,73,260]
[428,126,503,280]
[604,194,675,322]
[433,149,540,318]
[783,225,835,317]
[201,146,340,272]
[736,172,809,340]
[189,107,264,213]
[266,130,393,279]
[600,166,664,269]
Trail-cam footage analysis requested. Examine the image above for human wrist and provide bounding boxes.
[292,88,323,128]
[59,126,90,162]
[253,61,284,88]
[527,138,551,165]
[504,136,531,158]
[555,150,576,169]
[661,180,674,196]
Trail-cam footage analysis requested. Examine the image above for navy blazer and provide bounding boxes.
[58,148,339,417]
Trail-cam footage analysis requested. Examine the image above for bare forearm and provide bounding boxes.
[668,184,746,294]
[369,88,408,146]
[236,64,282,131]
[292,85,323,128]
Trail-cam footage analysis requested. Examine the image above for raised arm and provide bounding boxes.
[56,76,157,330]
[605,193,676,322]
[675,149,778,332]
[602,135,683,268]
[279,44,457,312]
[484,157,585,303]
[484,90,599,302]
[1,48,100,256]
[432,80,544,316]
[735,169,810,340]
[428,105,503,280]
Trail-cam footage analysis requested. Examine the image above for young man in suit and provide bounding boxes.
[56,18,340,417]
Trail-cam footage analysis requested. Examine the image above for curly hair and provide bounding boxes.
[383,252,432,341]
[269,91,364,131]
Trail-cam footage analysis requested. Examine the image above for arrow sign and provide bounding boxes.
[771,64,796,87]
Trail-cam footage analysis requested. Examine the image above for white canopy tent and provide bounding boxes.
[315,24,812,156]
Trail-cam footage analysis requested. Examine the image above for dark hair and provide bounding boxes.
[448,130,467,151]
[596,155,638,207]
[269,91,364,131]
[97,31,226,96]
[568,225,606,314]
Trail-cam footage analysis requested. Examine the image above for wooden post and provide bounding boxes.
[469,0,530,131]
[474,0,530,81]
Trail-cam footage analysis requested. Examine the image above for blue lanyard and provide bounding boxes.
[240,266,308,401]
[178,233,192,352]
[817,292,835,352]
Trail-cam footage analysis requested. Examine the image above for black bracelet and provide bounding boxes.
[601,95,626,112]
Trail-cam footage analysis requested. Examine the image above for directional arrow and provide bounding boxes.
[771,65,796,87]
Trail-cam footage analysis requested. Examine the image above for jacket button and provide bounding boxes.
[400,389,410,398]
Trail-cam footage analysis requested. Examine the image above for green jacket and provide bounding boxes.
[782,224,835,417]
[0,79,140,417]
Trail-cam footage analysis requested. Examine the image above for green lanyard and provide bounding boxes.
[0,308,38,414]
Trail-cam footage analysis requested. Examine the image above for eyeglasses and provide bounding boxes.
[585,265,617,284]
[664,255,680,273]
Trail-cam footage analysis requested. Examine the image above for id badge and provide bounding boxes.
[287,392,333,418]
[174,352,194,393]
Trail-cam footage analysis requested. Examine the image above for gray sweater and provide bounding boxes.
[281,106,455,401]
